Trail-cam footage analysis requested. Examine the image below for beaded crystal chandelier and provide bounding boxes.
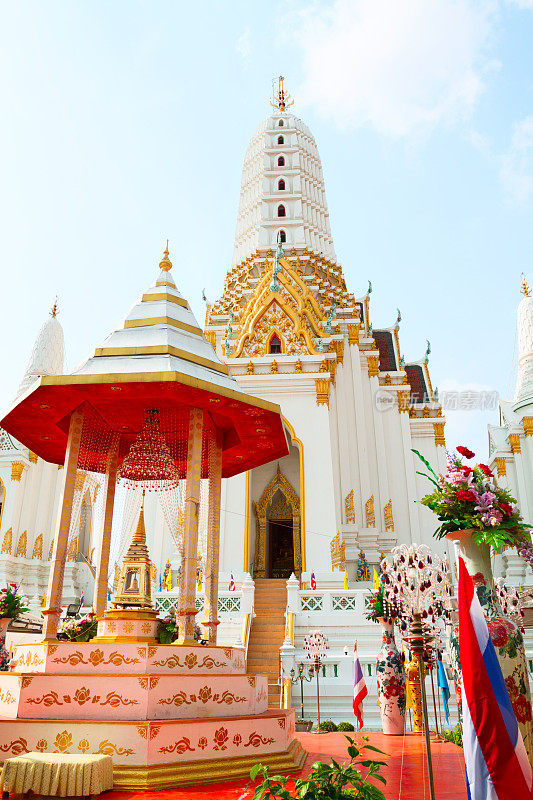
[118,408,179,492]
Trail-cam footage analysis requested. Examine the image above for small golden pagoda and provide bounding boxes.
[113,496,153,609]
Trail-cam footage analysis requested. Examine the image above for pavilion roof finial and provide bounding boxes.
[50,297,59,318]
[159,240,173,272]
[271,76,294,113]
[521,273,531,298]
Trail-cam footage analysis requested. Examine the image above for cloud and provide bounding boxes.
[236,27,251,68]
[499,116,533,204]
[506,0,533,8]
[284,0,498,138]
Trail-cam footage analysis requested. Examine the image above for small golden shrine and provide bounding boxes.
[113,496,152,609]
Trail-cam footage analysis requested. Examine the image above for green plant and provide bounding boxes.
[317,720,338,732]
[61,612,97,642]
[363,584,396,624]
[251,736,387,799]
[337,722,355,732]
[442,723,463,748]
[0,584,29,619]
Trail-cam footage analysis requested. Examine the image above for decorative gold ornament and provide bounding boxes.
[294,359,303,373]
[330,531,346,571]
[367,354,379,378]
[523,417,533,437]
[159,241,172,272]
[495,457,507,477]
[15,530,27,558]
[521,274,531,297]
[509,433,521,454]
[32,533,43,560]
[270,360,279,374]
[270,76,294,113]
[204,330,216,347]
[28,451,38,464]
[365,495,375,528]
[345,489,356,524]
[434,421,446,447]
[247,361,254,375]
[112,496,153,609]
[347,324,359,346]
[10,462,24,482]
[1,527,12,555]
[384,374,392,385]
[315,378,329,407]
[422,405,430,418]
[397,391,410,414]
[384,499,394,532]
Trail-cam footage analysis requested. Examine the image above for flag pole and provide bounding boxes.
[411,611,436,800]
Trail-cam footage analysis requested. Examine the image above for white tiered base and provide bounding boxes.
[0,642,306,789]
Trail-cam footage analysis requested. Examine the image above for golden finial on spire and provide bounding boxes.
[271,76,294,113]
[159,239,172,272]
[521,273,531,298]
[50,297,59,318]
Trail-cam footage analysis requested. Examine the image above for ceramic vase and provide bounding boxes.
[405,654,423,733]
[0,619,12,671]
[447,530,533,759]
[376,618,406,735]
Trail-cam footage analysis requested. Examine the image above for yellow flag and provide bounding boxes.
[164,570,172,591]
[343,568,349,590]
[373,569,380,591]
[197,569,203,592]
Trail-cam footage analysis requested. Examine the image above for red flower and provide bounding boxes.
[488,621,509,648]
[512,694,532,724]
[457,489,475,502]
[499,502,513,518]
[478,464,493,477]
[457,446,475,459]
[459,466,473,475]
[505,675,519,701]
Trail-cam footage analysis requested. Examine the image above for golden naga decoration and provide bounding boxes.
[365,495,375,528]
[113,496,153,609]
[384,499,394,532]
[330,531,346,571]
[345,490,356,525]
[271,76,294,113]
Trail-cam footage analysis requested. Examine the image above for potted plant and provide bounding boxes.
[294,718,313,732]
[363,584,405,736]
[0,584,29,671]
[414,445,533,750]
[61,612,98,643]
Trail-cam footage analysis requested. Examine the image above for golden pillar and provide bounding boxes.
[92,435,120,618]
[42,406,85,639]
[177,408,204,644]
[203,430,223,645]
[405,654,423,733]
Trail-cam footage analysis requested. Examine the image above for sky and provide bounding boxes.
[1,0,533,461]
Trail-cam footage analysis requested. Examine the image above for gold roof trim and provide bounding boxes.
[141,292,188,308]
[124,317,203,336]
[93,345,229,375]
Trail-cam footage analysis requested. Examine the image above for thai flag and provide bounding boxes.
[228,573,236,592]
[310,572,317,590]
[458,556,532,800]
[79,593,84,607]
[352,641,368,730]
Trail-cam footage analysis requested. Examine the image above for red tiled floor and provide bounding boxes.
[103,731,467,800]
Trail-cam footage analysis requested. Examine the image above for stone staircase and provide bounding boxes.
[247,578,287,708]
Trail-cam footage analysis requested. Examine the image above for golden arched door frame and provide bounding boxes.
[253,465,301,579]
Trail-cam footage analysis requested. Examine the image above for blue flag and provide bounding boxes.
[437,656,450,724]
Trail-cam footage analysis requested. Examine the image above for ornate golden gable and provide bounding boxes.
[233,257,326,359]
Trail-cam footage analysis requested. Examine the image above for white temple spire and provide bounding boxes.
[17,299,65,398]
[514,274,533,406]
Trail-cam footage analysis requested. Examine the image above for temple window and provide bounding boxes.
[279,120,284,126]
[279,230,286,243]
[278,135,284,145]
[277,204,286,217]
[269,334,282,354]
[278,156,285,166]
[278,179,285,190]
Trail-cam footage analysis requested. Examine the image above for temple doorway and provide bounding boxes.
[268,519,294,578]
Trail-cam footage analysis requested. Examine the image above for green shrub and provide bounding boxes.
[442,723,463,748]
[337,722,355,732]
[251,736,387,799]
[317,719,338,732]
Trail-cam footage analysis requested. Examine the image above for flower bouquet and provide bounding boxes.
[61,612,97,642]
[158,607,177,643]
[0,584,29,619]
[413,446,533,559]
[363,582,397,624]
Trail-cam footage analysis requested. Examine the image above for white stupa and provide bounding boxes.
[17,300,64,398]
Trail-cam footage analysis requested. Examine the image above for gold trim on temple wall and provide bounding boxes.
[523,417,533,437]
[397,391,410,414]
[11,462,24,482]
[315,378,330,407]
[28,451,38,464]
[365,495,375,528]
[330,531,346,570]
[434,422,446,447]
[347,324,359,346]
[509,433,521,454]
[283,416,306,573]
[243,470,250,571]
[495,457,507,477]
[204,330,216,347]
[93,345,229,375]
[330,340,344,364]
[124,317,203,337]
[1,527,12,555]
[32,532,43,560]
[384,499,394,531]
[367,354,379,378]
[15,530,27,559]
[345,490,355,524]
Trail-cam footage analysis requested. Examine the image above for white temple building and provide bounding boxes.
[0,81,466,723]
